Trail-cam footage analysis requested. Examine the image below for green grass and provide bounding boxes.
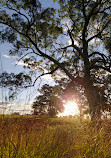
[0,115,111,158]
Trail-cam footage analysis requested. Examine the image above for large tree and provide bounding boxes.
[0,0,111,120]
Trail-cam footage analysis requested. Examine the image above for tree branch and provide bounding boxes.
[68,29,74,45]
[90,65,111,73]
[90,58,107,67]
[82,0,102,41]
[67,29,83,58]
[89,52,108,61]
[88,0,102,18]
[0,21,26,37]
[6,3,30,24]
[15,52,33,66]
[32,66,59,86]
[87,19,111,42]
[82,0,87,19]
[25,35,74,80]
[0,19,74,80]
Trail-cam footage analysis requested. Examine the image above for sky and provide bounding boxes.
[0,0,110,115]
[0,0,58,114]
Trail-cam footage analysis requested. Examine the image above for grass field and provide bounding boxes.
[0,115,111,158]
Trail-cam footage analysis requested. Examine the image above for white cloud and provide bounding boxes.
[0,101,33,114]
[3,54,19,59]
[0,101,14,114]
[16,61,46,71]
[27,100,33,105]
[15,61,53,81]
[15,61,28,66]
[16,60,54,81]
[56,70,67,80]
[3,54,11,58]
[89,38,100,44]
[10,102,33,114]
[62,19,71,32]
[14,105,32,111]
[68,40,72,45]
[68,39,79,46]
[41,74,53,81]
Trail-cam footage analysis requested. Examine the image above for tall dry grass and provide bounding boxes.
[0,115,111,158]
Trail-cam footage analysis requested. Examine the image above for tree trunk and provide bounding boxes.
[84,79,101,121]
[83,40,101,121]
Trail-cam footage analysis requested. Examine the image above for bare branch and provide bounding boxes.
[93,0,111,15]
[90,58,107,67]
[54,45,73,53]
[15,52,33,66]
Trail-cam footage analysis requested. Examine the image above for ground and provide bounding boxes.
[0,115,111,158]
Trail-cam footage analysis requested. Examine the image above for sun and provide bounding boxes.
[58,100,79,117]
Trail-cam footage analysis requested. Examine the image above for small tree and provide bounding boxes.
[32,84,64,117]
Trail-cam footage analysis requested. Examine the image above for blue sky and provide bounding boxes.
[0,0,58,114]
[0,41,55,114]
[0,0,110,114]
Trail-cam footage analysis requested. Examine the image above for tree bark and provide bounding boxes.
[82,39,101,121]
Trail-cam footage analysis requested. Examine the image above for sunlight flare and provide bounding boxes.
[58,100,79,117]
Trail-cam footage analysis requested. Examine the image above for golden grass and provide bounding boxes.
[0,115,111,158]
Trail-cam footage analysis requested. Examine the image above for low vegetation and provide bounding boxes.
[0,115,111,158]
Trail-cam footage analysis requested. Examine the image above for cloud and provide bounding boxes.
[0,101,13,107]
[27,100,33,105]
[89,38,100,44]
[41,74,53,81]
[15,61,28,66]
[3,54,11,58]
[16,61,45,70]
[68,40,72,45]
[16,61,53,81]
[0,101,14,114]
[3,54,19,59]
[55,70,67,80]
[9,102,33,114]
[68,39,79,46]
[62,19,71,32]
[0,101,33,114]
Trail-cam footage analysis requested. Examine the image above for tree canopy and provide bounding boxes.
[0,0,111,120]
[32,84,64,117]
[0,72,32,100]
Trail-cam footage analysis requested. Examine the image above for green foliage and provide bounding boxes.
[102,37,111,54]
[0,72,32,87]
[0,0,111,120]
[0,72,32,100]
[32,84,64,116]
